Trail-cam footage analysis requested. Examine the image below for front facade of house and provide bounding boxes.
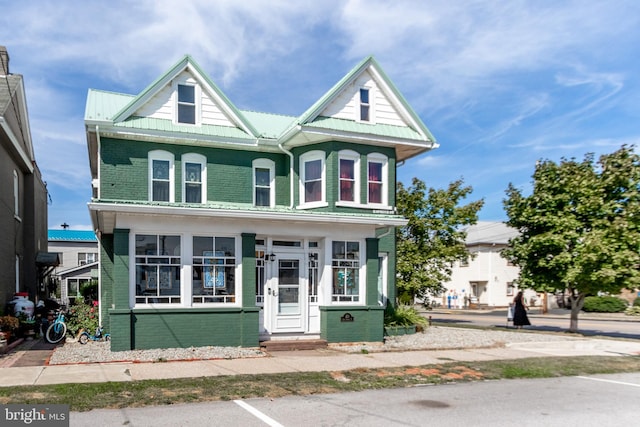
[85,55,437,350]
[48,230,98,305]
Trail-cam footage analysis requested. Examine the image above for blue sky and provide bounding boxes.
[2,1,639,230]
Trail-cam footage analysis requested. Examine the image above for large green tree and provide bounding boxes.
[503,146,640,331]
[396,177,484,303]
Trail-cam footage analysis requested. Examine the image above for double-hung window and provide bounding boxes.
[192,236,236,303]
[359,88,370,122]
[331,241,360,302]
[78,252,97,266]
[253,159,275,207]
[182,153,206,204]
[367,153,388,206]
[149,150,174,202]
[135,234,181,304]
[177,84,196,124]
[299,151,325,207]
[338,150,360,203]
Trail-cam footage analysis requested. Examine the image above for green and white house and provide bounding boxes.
[84,55,437,350]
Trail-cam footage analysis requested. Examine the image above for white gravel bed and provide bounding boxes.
[48,326,580,364]
[331,326,583,353]
[48,341,265,365]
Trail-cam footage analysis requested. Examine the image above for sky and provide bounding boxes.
[1,0,639,231]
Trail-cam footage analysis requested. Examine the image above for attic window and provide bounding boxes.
[177,84,196,124]
[359,88,370,122]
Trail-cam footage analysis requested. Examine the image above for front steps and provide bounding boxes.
[260,338,328,352]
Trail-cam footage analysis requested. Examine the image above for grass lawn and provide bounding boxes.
[1,356,639,411]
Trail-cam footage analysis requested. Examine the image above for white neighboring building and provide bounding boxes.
[441,221,537,308]
[48,230,98,305]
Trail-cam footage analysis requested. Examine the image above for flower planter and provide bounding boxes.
[384,325,417,336]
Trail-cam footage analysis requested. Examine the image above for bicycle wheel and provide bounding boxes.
[78,333,89,344]
[104,334,111,342]
[46,322,67,344]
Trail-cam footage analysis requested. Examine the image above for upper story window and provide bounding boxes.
[252,159,275,207]
[367,153,388,206]
[177,84,196,124]
[299,151,326,207]
[78,253,97,266]
[13,170,19,217]
[359,88,370,122]
[149,150,174,202]
[338,150,360,203]
[182,153,207,204]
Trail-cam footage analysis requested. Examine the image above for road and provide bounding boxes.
[424,309,640,340]
[71,373,640,426]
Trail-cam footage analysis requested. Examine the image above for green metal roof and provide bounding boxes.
[115,116,255,140]
[306,116,424,141]
[85,89,133,121]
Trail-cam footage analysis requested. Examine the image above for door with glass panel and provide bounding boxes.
[267,254,305,333]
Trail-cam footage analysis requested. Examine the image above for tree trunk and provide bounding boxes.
[568,290,585,332]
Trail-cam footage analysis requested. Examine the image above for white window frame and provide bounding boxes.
[13,170,19,218]
[175,82,199,125]
[252,158,275,208]
[330,240,364,304]
[78,252,97,266]
[358,87,374,123]
[148,150,175,202]
[182,153,207,204]
[298,150,327,209]
[366,153,390,208]
[336,150,360,206]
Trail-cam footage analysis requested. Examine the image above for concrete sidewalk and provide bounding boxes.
[1,336,639,388]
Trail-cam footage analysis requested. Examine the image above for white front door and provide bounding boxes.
[266,254,306,333]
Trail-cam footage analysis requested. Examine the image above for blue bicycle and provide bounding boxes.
[78,326,110,344]
[45,310,67,344]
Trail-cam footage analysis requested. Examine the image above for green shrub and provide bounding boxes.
[582,296,628,313]
[625,306,640,316]
[384,303,428,327]
[65,299,99,336]
[633,297,640,307]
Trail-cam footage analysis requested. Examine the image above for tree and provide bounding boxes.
[396,177,484,303]
[503,146,640,331]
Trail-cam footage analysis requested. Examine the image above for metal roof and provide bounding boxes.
[48,229,98,242]
[465,222,519,245]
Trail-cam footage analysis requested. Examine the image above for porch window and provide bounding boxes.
[338,150,360,203]
[299,151,325,206]
[256,249,265,305]
[331,241,360,302]
[308,252,319,303]
[367,153,388,206]
[135,234,181,304]
[182,153,206,204]
[192,236,236,303]
[149,150,174,202]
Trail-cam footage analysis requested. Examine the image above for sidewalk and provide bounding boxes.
[1,333,640,388]
[427,307,640,322]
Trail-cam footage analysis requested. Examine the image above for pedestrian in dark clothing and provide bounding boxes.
[513,291,531,329]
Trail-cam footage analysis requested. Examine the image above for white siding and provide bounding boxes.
[320,70,406,126]
[135,71,236,127]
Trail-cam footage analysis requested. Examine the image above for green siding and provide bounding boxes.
[99,234,114,330]
[320,306,384,342]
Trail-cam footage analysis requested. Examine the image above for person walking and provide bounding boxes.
[512,291,531,329]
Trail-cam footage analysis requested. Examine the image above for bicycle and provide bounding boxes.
[78,326,110,344]
[45,309,67,344]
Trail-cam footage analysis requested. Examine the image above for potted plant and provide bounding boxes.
[0,315,20,342]
[384,303,429,336]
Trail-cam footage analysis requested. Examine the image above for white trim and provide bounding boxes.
[148,150,175,202]
[357,86,375,123]
[181,153,207,203]
[298,150,326,207]
[338,149,360,203]
[367,152,388,206]
[252,158,276,208]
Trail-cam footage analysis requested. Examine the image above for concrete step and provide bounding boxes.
[260,339,328,352]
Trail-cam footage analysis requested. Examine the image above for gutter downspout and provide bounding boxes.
[95,125,103,327]
[278,142,295,209]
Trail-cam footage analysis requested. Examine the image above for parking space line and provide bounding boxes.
[234,400,284,427]
[576,376,640,388]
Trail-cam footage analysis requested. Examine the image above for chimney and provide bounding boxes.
[0,46,9,76]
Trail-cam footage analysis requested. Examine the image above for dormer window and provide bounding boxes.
[359,88,370,122]
[177,84,196,124]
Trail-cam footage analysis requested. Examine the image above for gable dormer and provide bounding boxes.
[113,55,258,136]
